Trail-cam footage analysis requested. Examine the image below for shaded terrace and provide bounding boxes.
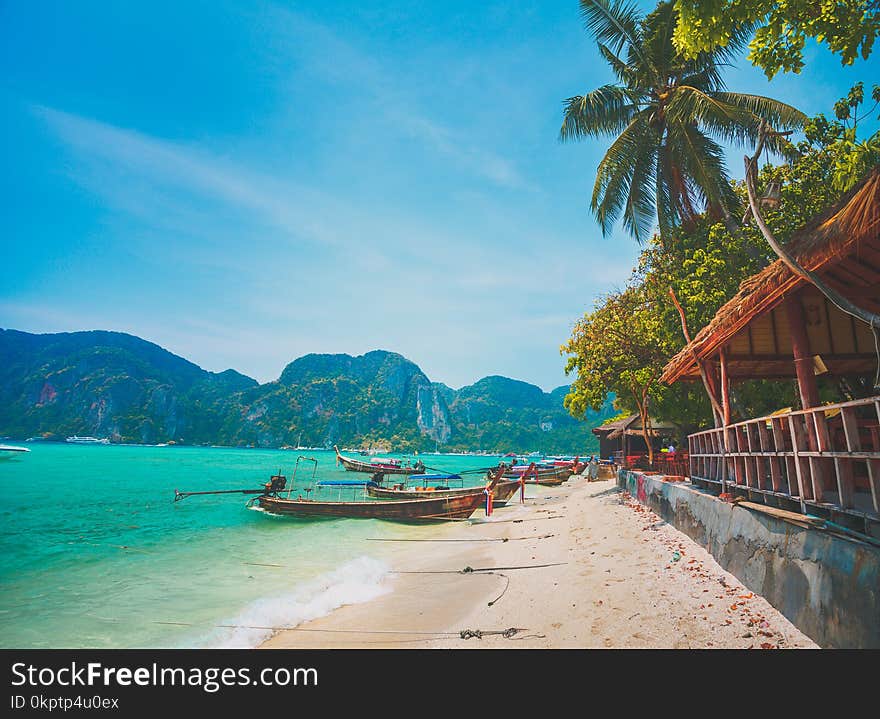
[660,166,880,534]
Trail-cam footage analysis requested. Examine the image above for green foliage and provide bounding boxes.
[672,0,880,78]
[562,282,669,417]
[562,85,878,437]
[561,0,805,241]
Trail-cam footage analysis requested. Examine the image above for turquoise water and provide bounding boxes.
[0,445,502,648]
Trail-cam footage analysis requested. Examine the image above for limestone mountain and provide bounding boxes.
[442,375,615,454]
[0,329,613,452]
[0,329,256,444]
[229,351,451,448]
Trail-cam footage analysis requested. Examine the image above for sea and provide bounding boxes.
[0,444,505,648]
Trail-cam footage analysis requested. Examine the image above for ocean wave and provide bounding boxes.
[197,556,392,648]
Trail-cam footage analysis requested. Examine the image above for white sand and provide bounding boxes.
[260,476,818,649]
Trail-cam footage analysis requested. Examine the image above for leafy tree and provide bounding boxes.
[672,0,880,78]
[562,282,673,464]
[560,0,804,242]
[825,82,880,192]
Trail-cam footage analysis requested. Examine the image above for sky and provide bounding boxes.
[2,1,878,391]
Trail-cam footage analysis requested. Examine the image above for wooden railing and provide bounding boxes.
[688,396,880,522]
[613,450,689,475]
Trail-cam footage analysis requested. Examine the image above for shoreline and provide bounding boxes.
[259,476,818,649]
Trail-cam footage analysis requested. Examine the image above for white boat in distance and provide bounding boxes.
[65,436,110,444]
[0,444,30,454]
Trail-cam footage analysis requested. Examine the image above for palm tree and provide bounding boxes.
[561,0,805,242]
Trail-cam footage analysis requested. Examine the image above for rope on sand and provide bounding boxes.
[468,515,564,525]
[487,574,510,607]
[393,562,567,574]
[364,534,554,543]
[152,621,533,640]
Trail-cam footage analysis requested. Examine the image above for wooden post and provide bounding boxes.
[715,354,732,492]
[785,293,828,500]
[719,349,732,426]
[785,295,820,410]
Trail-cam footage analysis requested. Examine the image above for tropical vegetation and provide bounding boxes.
[672,0,880,78]
[559,0,804,242]
[560,1,880,450]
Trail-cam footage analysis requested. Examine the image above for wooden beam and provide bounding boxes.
[821,278,880,298]
[785,295,820,410]
[725,352,874,362]
[823,297,836,354]
[719,349,731,426]
[770,308,780,355]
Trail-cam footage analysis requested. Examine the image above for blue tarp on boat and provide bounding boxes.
[316,480,370,486]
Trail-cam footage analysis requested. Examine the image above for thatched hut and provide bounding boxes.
[661,166,880,533]
[592,414,678,463]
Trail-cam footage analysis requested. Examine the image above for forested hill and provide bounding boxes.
[0,329,615,452]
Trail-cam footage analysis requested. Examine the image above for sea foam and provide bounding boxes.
[198,556,392,648]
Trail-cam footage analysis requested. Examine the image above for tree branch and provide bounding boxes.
[744,127,880,331]
[668,287,725,426]
[744,125,880,389]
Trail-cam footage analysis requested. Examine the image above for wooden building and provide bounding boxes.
[661,166,880,534]
[592,414,677,464]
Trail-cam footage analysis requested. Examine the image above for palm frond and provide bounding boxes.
[667,123,739,216]
[579,0,646,65]
[717,92,806,159]
[678,64,725,92]
[621,130,659,242]
[655,142,677,236]
[591,112,656,235]
[641,0,678,82]
[597,43,637,85]
[705,21,759,65]
[560,84,640,140]
[716,92,807,131]
[666,85,762,144]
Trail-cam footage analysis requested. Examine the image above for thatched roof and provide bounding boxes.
[592,415,637,436]
[662,165,880,384]
[592,414,677,439]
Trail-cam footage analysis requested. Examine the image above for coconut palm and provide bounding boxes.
[561,0,806,242]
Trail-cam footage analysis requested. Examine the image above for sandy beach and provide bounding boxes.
[261,476,818,649]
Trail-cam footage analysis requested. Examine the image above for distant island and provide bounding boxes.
[0,329,616,453]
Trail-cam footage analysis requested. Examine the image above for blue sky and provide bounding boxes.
[2,1,878,390]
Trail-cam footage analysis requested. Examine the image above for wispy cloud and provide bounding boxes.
[33,105,359,252]
[265,7,534,191]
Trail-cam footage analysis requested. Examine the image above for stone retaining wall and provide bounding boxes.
[619,469,880,648]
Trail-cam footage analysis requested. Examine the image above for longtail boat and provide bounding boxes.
[504,462,575,486]
[255,492,486,520]
[505,456,582,482]
[365,478,522,505]
[504,466,567,482]
[364,464,521,505]
[255,464,508,521]
[334,445,425,475]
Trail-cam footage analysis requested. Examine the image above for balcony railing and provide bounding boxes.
[688,396,880,525]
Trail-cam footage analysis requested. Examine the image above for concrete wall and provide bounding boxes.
[619,470,880,648]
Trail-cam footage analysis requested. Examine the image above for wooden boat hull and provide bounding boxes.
[504,468,570,483]
[365,479,521,505]
[256,492,485,520]
[525,477,566,487]
[334,446,422,475]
